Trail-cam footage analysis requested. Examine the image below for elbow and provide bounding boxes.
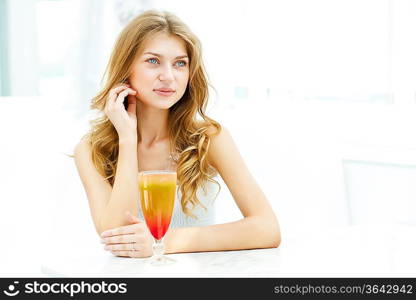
[266,222,281,249]
[96,228,104,238]
[271,217,282,248]
[96,210,133,236]
[95,215,109,237]
[95,220,104,237]
[96,211,117,235]
[97,217,112,236]
[270,229,281,248]
[254,216,282,249]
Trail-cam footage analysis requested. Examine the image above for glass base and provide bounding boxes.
[148,254,176,266]
[148,238,176,266]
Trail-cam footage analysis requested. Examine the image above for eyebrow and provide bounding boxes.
[143,52,189,60]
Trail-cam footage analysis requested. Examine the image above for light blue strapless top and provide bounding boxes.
[137,177,220,228]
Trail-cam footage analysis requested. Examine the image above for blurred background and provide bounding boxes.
[1,0,416,276]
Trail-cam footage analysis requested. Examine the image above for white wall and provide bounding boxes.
[7,0,39,96]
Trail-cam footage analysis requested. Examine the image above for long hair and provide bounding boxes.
[79,10,221,218]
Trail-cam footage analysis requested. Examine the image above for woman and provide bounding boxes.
[74,9,281,258]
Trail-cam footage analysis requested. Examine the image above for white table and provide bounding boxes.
[41,224,416,277]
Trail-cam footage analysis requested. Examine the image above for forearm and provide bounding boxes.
[99,138,139,232]
[164,216,281,254]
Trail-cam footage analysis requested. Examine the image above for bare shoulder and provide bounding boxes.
[205,122,222,135]
[74,136,92,159]
[206,124,237,170]
[208,124,231,144]
[73,136,98,182]
[73,134,112,199]
[74,136,91,150]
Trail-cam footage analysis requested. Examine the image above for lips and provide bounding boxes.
[154,88,175,97]
[154,88,175,92]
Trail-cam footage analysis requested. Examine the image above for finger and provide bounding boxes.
[115,89,136,107]
[102,234,136,245]
[105,243,138,251]
[111,250,136,258]
[108,85,130,99]
[106,86,130,110]
[101,223,142,237]
[112,249,151,259]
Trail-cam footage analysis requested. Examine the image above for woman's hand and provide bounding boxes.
[104,83,138,141]
[100,211,153,258]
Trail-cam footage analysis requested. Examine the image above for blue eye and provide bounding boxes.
[146,58,187,67]
[175,61,187,67]
[147,58,158,64]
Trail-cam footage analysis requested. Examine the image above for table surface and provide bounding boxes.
[40,224,416,277]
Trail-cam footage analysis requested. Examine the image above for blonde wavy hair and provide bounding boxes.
[78,10,222,218]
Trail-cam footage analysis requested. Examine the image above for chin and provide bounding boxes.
[143,99,178,110]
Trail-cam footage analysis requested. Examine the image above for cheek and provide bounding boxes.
[178,72,190,89]
[130,70,154,91]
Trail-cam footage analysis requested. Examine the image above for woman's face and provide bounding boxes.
[129,32,190,110]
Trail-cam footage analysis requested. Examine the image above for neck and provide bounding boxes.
[136,101,170,148]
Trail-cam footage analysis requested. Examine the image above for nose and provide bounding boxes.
[158,63,174,82]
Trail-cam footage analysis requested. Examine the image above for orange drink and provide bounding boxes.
[138,170,177,240]
[138,170,177,266]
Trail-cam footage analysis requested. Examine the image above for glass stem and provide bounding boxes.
[152,238,164,257]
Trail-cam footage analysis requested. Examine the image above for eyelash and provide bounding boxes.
[146,58,187,67]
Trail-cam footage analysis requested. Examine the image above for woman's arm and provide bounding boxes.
[164,217,279,254]
[74,137,139,235]
[164,127,281,253]
[98,138,139,232]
